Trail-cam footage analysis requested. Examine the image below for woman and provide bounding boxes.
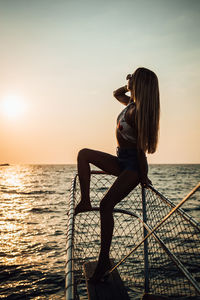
[75,67,160,282]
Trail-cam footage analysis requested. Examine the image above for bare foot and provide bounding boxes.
[88,259,111,283]
[74,201,92,215]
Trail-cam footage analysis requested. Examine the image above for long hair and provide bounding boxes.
[133,67,160,154]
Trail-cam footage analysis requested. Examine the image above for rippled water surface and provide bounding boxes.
[0,164,199,299]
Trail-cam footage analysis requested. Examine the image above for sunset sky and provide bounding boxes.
[0,0,199,164]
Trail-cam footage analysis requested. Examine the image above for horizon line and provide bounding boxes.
[1,163,200,166]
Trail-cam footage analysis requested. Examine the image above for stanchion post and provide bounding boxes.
[142,186,149,293]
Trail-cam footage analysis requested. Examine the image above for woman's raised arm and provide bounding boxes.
[113,85,130,106]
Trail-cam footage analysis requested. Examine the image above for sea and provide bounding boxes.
[0,164,199,299]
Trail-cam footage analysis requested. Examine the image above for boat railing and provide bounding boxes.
[65,171,200,300]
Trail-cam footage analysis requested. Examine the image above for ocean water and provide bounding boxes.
[0,164,199,299]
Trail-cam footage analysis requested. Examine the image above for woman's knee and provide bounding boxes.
[77,148,90,162]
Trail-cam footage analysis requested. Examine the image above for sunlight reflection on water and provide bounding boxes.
[0,165,75,299]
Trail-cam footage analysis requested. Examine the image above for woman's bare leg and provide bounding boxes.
[75,148,121,215]
[90,169,140,282]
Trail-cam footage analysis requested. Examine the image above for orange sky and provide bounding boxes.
[0,0,200,164]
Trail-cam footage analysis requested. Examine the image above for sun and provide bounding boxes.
[1,94,27,119]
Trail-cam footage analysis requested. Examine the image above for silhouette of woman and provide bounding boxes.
[75,67,160,282]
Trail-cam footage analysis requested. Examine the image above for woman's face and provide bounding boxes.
[126,74,134,91]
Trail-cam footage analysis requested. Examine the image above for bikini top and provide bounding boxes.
[116,102,137,143]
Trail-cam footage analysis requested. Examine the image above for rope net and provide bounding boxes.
[70,172,200,299]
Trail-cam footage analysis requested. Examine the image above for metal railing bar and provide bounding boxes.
[142,186,149,293]
[65,174,78,300]
[77,206,139,219]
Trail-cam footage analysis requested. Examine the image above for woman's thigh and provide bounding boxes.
[78,148,121,177]
[100,169,140,211]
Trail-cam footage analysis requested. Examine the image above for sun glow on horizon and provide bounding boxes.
[1,94,27,120]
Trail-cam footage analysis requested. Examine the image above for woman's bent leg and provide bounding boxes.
[75,148,121,215]
[90,169,140,281]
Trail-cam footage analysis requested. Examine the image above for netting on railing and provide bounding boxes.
[70,172,200,299]
[144,187,200,297]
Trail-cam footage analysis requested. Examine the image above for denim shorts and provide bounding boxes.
[116,147,139,172]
